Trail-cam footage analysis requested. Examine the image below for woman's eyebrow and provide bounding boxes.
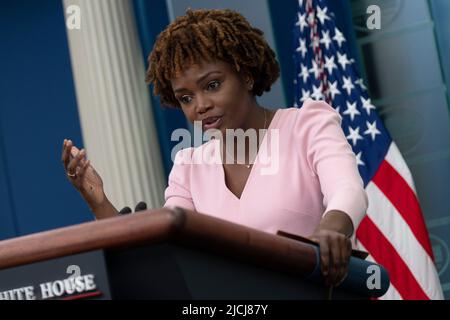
[196,70,222,84]
[174,71,222,93]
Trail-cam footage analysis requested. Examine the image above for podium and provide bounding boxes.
[0,207,389,300]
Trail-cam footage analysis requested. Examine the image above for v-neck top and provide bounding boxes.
[163,99,368,238]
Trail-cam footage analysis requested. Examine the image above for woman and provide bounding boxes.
[61,9,367,287]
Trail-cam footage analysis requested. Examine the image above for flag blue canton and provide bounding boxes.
[293,0,391,185]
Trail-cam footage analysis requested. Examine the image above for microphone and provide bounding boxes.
[118,202,147,215]
[118,206,132,215]
[134,201,147,212]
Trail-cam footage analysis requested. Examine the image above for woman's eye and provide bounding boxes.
[207,80,220,90]
[180,96,192,104]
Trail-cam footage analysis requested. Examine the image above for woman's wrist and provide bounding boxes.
[89,195,118,220]
[316,210,354,238]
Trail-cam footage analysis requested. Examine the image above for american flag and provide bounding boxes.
[293,0,443,299]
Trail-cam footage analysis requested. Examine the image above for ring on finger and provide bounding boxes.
[67,172,77,178]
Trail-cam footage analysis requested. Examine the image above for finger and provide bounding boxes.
[77,160,90,180]
[339,236,350,285]
[336,239,352,287]
[319,237,331,285]
[70,144,81,158]
[76,160,90,189]
[70,145,86,167]
[340,239,352,286]
[61,140,72,169]
[329,237,342,286]
[337,237,349,286]
[67,149,86,176]
[61,139,67,165]
[67,148,80,175]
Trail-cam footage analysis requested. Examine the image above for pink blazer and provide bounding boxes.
[164,99,368,238]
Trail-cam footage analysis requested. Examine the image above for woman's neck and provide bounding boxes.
[239,100,265,131]
[221,103,271,166]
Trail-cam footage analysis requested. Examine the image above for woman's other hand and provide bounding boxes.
[61,139,106,211]
[309,228,352,287]
[308,211,354,287]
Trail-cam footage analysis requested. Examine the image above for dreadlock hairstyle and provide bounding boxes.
[146,8,280,108]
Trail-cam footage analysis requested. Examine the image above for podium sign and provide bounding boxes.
[0,251,110,300]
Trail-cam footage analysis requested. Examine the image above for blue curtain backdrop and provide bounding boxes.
[0,0,91,240]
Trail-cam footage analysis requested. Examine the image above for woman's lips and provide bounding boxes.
[202,116,223,130]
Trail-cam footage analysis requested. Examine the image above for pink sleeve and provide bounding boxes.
[297,99,368,234]
[163,148,196,211]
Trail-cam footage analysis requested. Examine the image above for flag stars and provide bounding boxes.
[316,6,331,24]
[296,39,307,58]
[361,97,376,115]
[311,84,324,100]
[320,30,332,50]
[342,76,355,95]
[309,60,322,79]
[346,126,363,146]
[333,28,346,47]
[364,120,381,141]
[355,152,365,166]
[292,8,385,172]
[296,12,308,33]
[335,106,340,114]
[300,89,311,102]
[327,80,341,99]
[324,55,337,75]
[298,63,310,83]
[343,101,361,121]
[355,78,367,90]
[337,52,351,70]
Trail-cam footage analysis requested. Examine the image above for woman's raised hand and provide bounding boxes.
[61,139,106,212]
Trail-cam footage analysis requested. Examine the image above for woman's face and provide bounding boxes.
[170,60,254,135]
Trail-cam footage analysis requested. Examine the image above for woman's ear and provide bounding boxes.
[242,72,254,91]
[248,80,254,91]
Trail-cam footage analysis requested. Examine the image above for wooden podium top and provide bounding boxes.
[0,207,318,277]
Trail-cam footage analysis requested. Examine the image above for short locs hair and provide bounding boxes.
[145,8,280,108]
